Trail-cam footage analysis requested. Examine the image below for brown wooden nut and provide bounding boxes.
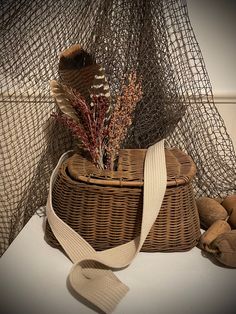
[221,195,236,229]
[196,197,228,229]
[210,230,236,267]
[198,220,231,251]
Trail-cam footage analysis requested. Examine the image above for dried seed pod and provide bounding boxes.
[221,194,236,214]
[198,220,231,251]
[228,210,236,229]
[221,195,236,228]
[222,194,236,229]
[196,197,228,229]
[210,230,236,268]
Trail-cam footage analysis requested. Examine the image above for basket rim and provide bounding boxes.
[66,148,196,188]
[74,173,193,187]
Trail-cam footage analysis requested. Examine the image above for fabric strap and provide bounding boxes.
[46,140,167,313]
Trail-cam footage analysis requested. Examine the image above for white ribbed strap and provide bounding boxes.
[46,140,167,313]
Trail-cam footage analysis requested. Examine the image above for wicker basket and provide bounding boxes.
[45,148,200,252]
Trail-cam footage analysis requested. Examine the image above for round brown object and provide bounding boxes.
[222,195,236,228]
[196,197,228,229]
[198,220,231,251]
[221,194,236,215]
[228,210,236,229]
[210,230,236,268]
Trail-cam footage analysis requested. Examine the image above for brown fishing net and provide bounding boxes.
[0,0,235,255]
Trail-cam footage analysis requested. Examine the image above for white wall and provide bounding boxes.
[187,0,236,148]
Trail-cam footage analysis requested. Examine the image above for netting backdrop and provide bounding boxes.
[0,0,236,255]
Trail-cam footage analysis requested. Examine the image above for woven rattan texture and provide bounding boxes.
[45,149,201,252]
[1,0,235,255]
[67,148,196,187]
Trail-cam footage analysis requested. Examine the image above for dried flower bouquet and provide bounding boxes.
[50,71,142,169]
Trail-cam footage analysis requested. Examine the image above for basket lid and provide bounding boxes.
[67,148,196,187]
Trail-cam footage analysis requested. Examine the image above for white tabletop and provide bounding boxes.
[0,214,236,314]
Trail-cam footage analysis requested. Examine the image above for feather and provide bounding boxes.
[90,66,111,100]
[59,44,95,70]
[50,80,80,124]
[58,45,111,107]
[59,64,101,100]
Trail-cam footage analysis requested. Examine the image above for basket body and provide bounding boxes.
[45,149,200,252]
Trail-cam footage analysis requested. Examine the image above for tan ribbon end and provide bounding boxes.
[69,262,129,313]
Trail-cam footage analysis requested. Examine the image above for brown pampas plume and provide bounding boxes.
[105,72,142,168]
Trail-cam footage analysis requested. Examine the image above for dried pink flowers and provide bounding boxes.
[51,71,142,169]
